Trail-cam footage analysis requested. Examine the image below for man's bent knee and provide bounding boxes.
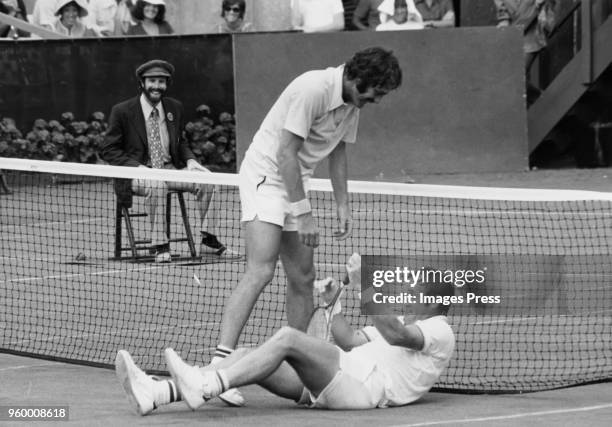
[244,262,277,287]
[272,326,302,347]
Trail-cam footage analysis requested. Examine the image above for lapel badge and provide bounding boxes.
[167,112,174,122]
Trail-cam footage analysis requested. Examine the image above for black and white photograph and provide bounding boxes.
[1,1,611,426]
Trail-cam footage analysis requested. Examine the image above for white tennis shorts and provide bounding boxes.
[239,153,308,232]
[298,348,387,410]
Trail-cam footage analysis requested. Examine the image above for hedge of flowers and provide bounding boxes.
[0,105,236,172]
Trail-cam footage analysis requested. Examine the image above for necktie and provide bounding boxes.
[148,107,164,168]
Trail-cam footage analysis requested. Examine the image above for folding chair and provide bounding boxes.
[113,179,197,261]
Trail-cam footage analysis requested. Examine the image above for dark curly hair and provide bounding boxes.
[132,0,166,24]
[221,0,246,19]
[345,47,402,93]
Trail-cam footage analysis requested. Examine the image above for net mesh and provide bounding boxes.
[1,158,611,393]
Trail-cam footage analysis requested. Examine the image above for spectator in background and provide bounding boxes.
[101,60,236,262]
[378,0,455,28]
[216,0,255,33]
[494,0,557,70]
[352,0,384,31]
[128,0,173,36]
[0,0,30,38]
[52,0,97,37]
[85,0,118,36]
[377,0,424,30]
[31,0,57,30]
[291,0,344,33]
[114,0,136,35]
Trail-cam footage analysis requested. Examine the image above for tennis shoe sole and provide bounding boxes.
[164,348,207,410]
[115,350,155,416]
[218,388,245,407]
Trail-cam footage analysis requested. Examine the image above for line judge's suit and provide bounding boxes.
[100,95,210,247]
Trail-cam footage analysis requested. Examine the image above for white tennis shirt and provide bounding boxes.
[244,65,360,181]
[350,315,455,407]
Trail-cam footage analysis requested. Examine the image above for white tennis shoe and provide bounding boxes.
[164,348,209,410]
[115,350,156,416]
[218,387,245,407]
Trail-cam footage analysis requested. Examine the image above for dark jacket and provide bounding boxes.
[101,95,194,168]
[126,21,174,36]
[100,95,195,205]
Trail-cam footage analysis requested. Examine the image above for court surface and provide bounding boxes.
[1,353,611,426]
[1,167,611,425]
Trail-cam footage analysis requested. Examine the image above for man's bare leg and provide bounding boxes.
[280,232,315,331]
[218,219,282,348]
[200,347,305,401]
[166,327,340,408]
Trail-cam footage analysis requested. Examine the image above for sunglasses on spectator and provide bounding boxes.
[224,6,241,12]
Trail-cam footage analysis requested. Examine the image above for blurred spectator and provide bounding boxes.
[85,0,118,36]
[379,0,455,28]
[52,0,97,37]
[216,0,255,33]
[352,0,384,30]
[114,0,136,35]
[494,0,557,70]
[0,0,30,38]
[31,0,56,30]
[128,0,173,35]
[376,0,424,30]
[291,0,344,33]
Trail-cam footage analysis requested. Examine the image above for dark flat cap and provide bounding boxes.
[135,59,175,79]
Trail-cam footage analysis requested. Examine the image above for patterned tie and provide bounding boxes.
[148,107,164,169]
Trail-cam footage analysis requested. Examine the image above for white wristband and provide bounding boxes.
[290,199,312,217]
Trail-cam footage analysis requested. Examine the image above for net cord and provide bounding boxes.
[2,157,612,202]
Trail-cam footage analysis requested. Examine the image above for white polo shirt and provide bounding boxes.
[348,316,455,407]
[245,65,359,181]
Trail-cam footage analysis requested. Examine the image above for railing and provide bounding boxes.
[530,0,612,92]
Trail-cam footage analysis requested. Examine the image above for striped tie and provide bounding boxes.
[148,107,164,169]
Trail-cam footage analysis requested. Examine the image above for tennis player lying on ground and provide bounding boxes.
[115,254,455,413]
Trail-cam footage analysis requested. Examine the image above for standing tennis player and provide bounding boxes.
[209,47,402,404]
[114,254,455,413]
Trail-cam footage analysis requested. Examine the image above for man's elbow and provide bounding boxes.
[336,340,354,352]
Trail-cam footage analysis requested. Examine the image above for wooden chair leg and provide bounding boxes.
[114,201,123,259]
[177,192,197,258]
[122,206,139,260]
[166,192,172,240]
[0,171,12,194]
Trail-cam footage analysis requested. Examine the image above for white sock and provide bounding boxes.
[202,370,226,398]
[152,378,180,405]
[212,345,234,365]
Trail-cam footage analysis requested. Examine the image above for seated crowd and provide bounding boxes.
[1,0,566,40]
[1,0,463,39]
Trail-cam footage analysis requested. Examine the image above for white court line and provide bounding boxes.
[0,265,168,284]
[392,403,612,427]
[466,309,612,326]
[319,210,612,218]
[0,364,58,372]
[0,217,106,230]
[7,321,222,346]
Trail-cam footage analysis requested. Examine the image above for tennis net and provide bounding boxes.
[1,157,611,393]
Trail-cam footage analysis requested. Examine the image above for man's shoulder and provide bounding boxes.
[418,316,454,338]
[162,97,184,110]
[112,96,139,112]
[291,68,336,93]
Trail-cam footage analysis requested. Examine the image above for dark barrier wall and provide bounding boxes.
[234,28,527,178]
[0,35,234,130]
